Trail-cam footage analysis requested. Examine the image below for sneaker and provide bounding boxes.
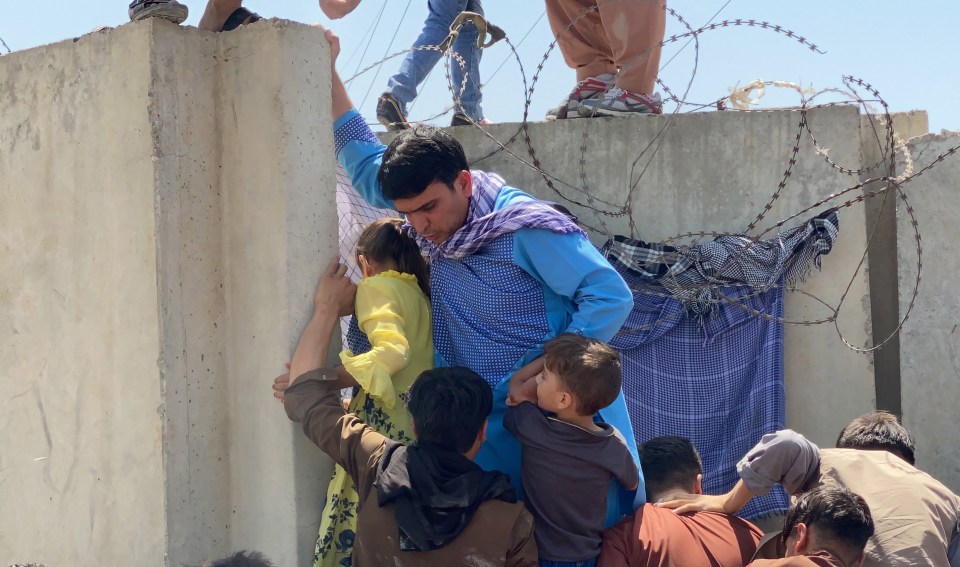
[129,0,189,24]
[544,73,616,120]
[578,87,662,117]
[450,114,492,127]
[376,93,410,131]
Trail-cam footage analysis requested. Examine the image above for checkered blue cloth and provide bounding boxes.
[604,211,840,520]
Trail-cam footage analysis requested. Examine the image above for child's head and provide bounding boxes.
[355,217,429,296]
[539,334,621,417]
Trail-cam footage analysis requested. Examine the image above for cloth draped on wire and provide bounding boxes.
[602,210,839,520]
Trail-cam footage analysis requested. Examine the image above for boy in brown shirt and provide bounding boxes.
[505,334,640,567]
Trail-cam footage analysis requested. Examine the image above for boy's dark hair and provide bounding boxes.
[204,551,275,567]
[542,334,621,416]
[407,367,492,453]
[378,125,469,201]
[780,486,874,555]
[355,217,430,297]
[836,410,916,465]
[639,436,703,502]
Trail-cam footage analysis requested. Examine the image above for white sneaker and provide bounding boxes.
[578,87,663,117]
[544,73,616,120]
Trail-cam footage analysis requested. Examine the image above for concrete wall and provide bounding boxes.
[0,20,336,566]
[440,107,878,447]
[899,130,960,492]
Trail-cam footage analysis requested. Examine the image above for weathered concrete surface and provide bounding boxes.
[440,107,877,447]
[0,23,167,566]
[860,111,929,416]
[899,130,960,492]
[0,19,336,566]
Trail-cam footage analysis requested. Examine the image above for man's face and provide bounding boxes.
[393,171,472,244]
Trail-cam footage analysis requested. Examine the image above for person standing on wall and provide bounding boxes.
[544,0,666,119]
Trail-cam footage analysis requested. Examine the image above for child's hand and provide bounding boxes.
[507,371,539,406]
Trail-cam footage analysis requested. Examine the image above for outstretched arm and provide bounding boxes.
[321,28,354,122]
[283,257,386,491]
[657,429,821,515]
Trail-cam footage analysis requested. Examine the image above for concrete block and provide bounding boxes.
[436,106,877,447]
[899,130,960,492]
[0,19,336,566]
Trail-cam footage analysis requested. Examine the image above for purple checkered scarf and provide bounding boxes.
[410,171,586,260]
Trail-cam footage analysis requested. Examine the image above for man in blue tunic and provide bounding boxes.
[324,28,641,510]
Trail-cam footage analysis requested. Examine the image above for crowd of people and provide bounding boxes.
[109,2,960,566]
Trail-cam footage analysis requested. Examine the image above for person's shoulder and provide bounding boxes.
[491,181,537,210]
[472,498,532,533]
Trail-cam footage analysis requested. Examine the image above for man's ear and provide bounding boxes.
[556,391,573,411]
[693,473,704,495]
[849,551,866,567]
[479,418,488,445]
[457,170,473,198]
[411,419,418,440]
[793,523,810,555]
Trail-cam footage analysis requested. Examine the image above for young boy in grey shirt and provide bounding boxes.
[505,334,640,567]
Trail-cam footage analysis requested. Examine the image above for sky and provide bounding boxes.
[2,1,959,133]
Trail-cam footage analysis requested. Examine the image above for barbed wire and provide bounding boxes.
[340,0,959,354]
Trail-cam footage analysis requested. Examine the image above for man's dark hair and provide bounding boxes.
[780,486,874,556]
[543,334,621,416]
[407,367,492,453]
[378,125,469,201]
[639,436,703,502]
[836,410,916,465]
[204,551,274,567]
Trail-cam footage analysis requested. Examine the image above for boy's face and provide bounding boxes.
[535,367,570,414]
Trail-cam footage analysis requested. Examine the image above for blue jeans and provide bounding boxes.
[539,559,598,567]
[386,0,484,120]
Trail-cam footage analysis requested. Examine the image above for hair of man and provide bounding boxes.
[836,410,916,465]
[378,125,469,201]
[407,367,493,453]
[780,486,875,561]
[203,551,275,567]
[639,435,703,503]
[355,217,430,297]
[542,333,622,416]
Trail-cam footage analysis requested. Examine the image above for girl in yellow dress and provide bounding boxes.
[314,217,433,567]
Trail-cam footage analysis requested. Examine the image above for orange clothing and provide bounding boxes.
[599,504,763,567]
[545,0,666,94]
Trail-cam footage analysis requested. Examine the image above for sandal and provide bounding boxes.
[128,0,188,24]
[221,8,262,32]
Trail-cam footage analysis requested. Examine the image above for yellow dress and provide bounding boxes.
[314,270,433,567]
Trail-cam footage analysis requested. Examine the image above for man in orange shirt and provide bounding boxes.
[599,436,762,567]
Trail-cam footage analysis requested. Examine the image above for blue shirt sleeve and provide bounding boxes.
[333,109,394,211]
[512,229,633,342]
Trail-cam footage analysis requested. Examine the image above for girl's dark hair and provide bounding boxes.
[355,218,430,296]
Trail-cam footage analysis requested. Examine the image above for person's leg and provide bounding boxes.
[543,0,617,119]
[545,0,616,83]
[600,0,665,95]
[385,0,470,109]
[450,0,484,121]
[198,0,242,31]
